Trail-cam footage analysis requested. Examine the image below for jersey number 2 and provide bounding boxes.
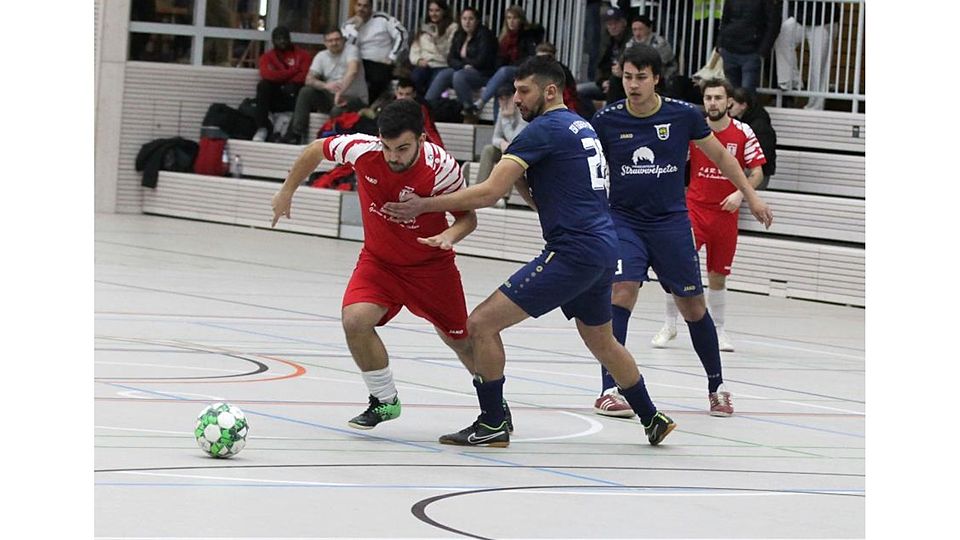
[581,137,608,191]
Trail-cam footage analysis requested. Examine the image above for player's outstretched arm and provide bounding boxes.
[382,159,525,221]
[271,138,329,227]
[695,134,773,228]
[418,210,478,250]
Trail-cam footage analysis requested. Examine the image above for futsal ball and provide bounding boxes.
[195,402,248,458]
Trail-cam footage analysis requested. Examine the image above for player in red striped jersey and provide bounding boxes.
[653,78,767,357]
[270,100,511,431]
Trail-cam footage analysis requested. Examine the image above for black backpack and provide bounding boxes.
[201,103,258,140]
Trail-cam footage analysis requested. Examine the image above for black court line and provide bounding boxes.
[410,484,866,539]
[95,338,269,380]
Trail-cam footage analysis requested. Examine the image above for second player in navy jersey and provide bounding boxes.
[383,56,676,447]
[589,44,773,418]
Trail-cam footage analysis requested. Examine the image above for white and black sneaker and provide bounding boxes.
[439,418,510,447]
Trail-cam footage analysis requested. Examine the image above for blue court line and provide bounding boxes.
[100,382,440,453]
[178,322,865,439]
[99,381,633,487]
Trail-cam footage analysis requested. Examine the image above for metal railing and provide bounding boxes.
[632,0,866,112]
[375,0,587,81]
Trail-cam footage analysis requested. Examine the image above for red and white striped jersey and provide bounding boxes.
[686,118,767,207]
[323,134,466,267]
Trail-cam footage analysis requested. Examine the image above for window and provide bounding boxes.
[128,0,341,66]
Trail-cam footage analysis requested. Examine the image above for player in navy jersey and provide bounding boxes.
[383,56,676,447]
[590,44,773,417]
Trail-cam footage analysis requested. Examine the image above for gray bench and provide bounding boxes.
[435,122,477,161]
[768,149,865,198]
[224,139,333,180]
[767,108,865,153]
[739,191,864,244]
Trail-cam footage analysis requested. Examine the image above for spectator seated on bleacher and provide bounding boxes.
[729,87,776,189]
[424,6,497,124]
[473,5,544,120]
[577,6,630,117]
[626,14,677,80]
[408,1,458,97]
[252,26,312,142]
[342,0,408,104]
[473,84,528,207]
[283,29,368,145]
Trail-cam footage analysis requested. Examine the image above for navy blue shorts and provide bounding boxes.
[498,250,614,326]
[612,219,704,297]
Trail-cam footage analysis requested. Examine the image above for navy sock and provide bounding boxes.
[619,376,657,426]
[600,305,633,393]
[686,309,723,393]
[474,376,506,427]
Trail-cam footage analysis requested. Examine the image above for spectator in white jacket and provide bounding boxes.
[342,0,408,102]
[409,1,458,97]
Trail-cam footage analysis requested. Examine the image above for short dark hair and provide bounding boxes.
[701,78,733,98]
[395,77,416,90]
[378,99,423,139]
[272,26,291,40]
[514,56,565,92]
[496,84,515,99]
[620,43,662,77]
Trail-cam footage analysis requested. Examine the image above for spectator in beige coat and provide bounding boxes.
[409,1,458,97]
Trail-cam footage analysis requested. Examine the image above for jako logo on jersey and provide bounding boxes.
[655,123,671,141]
[622,145,679,178]
[364,175,378,184]
[632,147,655,164]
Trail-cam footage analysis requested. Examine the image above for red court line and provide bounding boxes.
[97,353,306,384]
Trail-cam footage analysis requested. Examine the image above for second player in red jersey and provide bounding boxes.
[654,78,766,354]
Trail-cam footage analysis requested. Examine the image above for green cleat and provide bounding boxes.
[348,395,401,430]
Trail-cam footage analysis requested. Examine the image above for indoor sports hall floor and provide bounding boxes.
[95,213,865,539]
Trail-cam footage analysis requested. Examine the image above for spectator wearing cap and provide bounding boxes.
[253,26,313,141]
[626,14,678,81]
[576,6,629,117]
[472,84,528,204]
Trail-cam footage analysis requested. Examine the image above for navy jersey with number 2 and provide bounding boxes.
[502,107,619,266]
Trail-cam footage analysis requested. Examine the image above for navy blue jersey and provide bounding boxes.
[592,97,711,230]
[503,107,619,265]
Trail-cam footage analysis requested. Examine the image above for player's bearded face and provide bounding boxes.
[703,88,730,121]
[515,77,547,122]
[382,132,423,172]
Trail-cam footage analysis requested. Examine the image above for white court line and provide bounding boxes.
[511,411,604,442]
[95,425,310,440]
[107,470,469,491]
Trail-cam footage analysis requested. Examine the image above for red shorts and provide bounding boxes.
[342,251,468,339]
[689,202,739,276]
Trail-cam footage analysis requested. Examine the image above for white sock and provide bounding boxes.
[708,288,726,329]
[361,367,397,403]
[664,293,679,328]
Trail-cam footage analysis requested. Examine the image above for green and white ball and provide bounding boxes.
[194,402,248,458]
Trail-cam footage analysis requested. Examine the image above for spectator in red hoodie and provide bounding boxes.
[253,26,313,141]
